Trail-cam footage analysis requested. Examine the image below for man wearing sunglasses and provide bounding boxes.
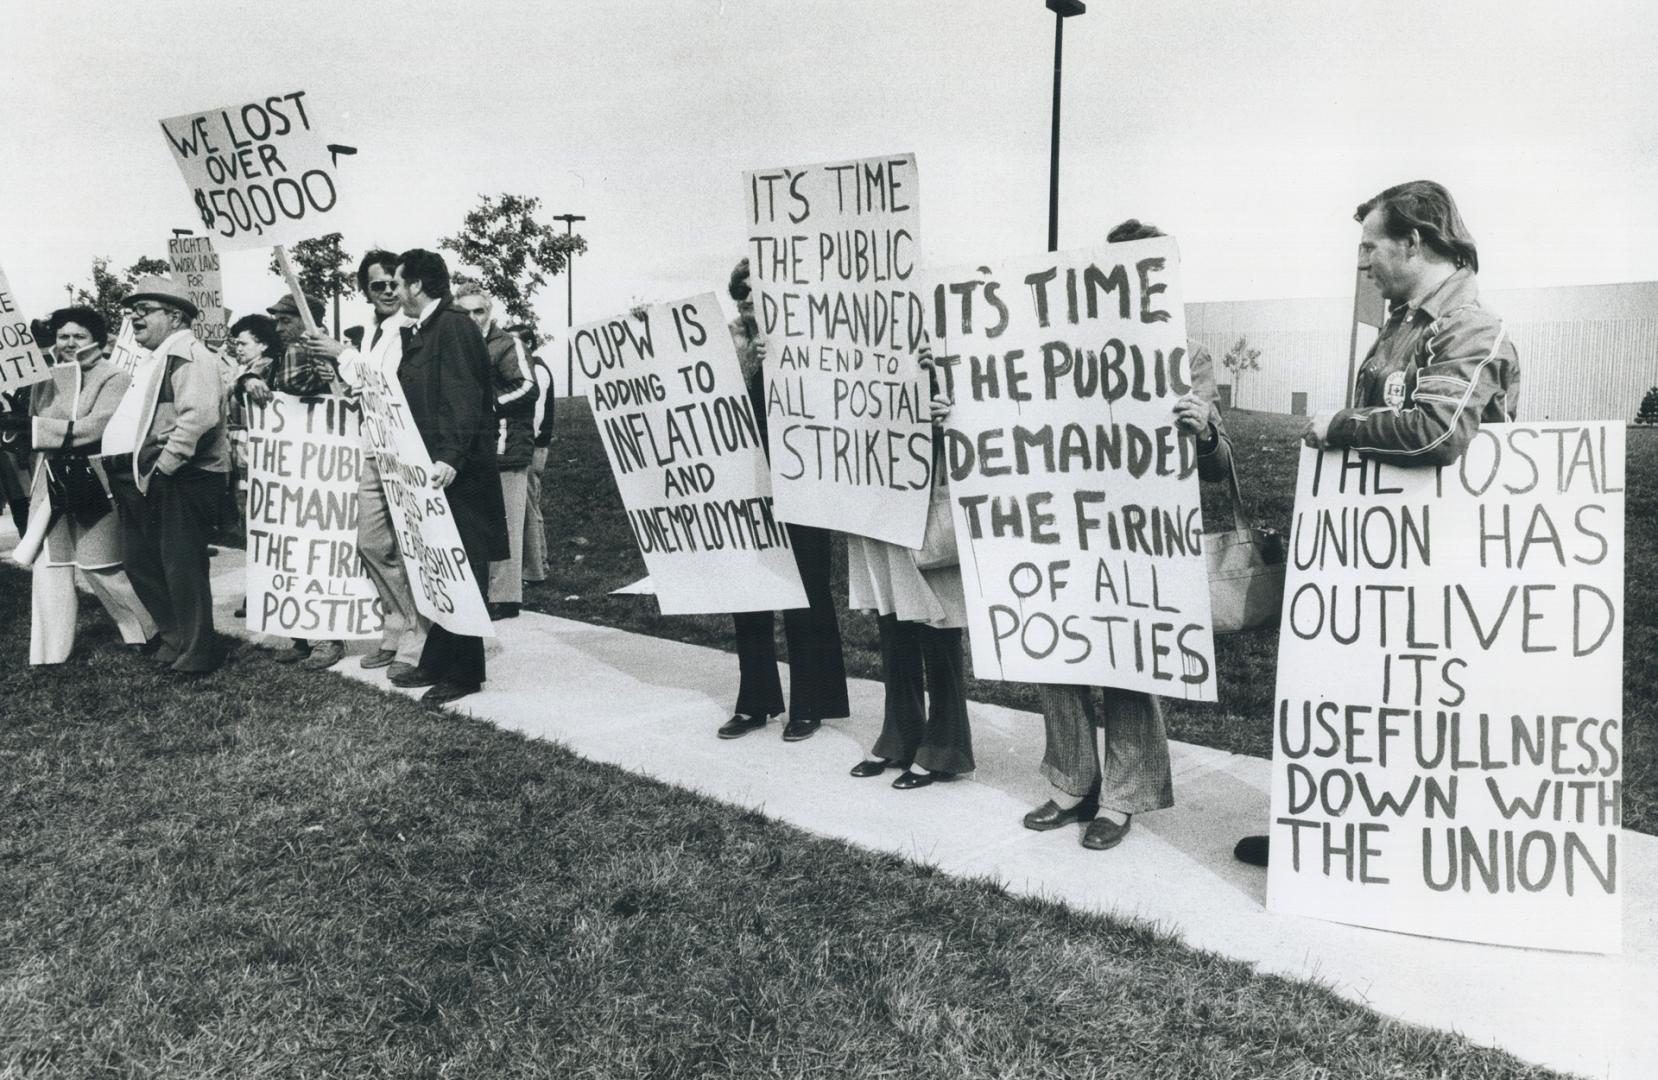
[304,250,427,678]
[107,276,230,676]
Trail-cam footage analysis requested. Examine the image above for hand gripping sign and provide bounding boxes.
[158,91,349,252]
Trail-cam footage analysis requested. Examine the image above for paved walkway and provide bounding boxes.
[9,525,1654,1079]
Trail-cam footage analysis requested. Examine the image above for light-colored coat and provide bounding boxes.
[29,358,130,567]
[131,329,229,492]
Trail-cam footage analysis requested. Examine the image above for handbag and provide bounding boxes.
[45,448,111,528]
[1204,455,1285,633]
[912,474,958,570]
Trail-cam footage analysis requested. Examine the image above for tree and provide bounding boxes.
[440,194,586,335]
[66,255,172,331]
[1221,335,1262,407]
[269,232,352,336]
[1636,386,1658,425]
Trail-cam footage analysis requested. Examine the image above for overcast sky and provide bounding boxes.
[3,0,1653,336]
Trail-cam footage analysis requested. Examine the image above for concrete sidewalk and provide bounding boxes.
[9,524,1653,1079]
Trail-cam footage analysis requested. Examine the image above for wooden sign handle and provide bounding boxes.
[272,244,320,335]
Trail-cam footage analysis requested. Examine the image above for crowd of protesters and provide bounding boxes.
[0,180,1519,869]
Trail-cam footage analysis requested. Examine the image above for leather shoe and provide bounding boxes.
[300,641,344,671]
[892,769,953,790]
[717,713,768,739]
[781,717,820,742]
[1081,814,1132,851]
[422,681,479,705]
[488,602,521,621]
[359,649,398,670]
[849,758,905,778]
[386,661,417,680]
[1234,835,1270,868]
[389,666,440,688]
[271,641,311,664]
[1023,792,1101,832]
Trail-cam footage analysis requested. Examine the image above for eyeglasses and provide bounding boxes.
[367,281,399,295]
[128,303,167,318]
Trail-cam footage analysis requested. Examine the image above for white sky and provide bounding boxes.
[3,0,1654,337]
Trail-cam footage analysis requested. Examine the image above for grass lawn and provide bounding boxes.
[529,401,1658,835]
[0,573,1568,1079]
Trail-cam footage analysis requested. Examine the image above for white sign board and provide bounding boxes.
[932,239,1217,699]
[167,235,227,346]
[580,293,807,615]
[159,90,344,251]
[244,394,383,639]
[0,262,48,394]
[1268,424,1625,953]
[744,153,931,546]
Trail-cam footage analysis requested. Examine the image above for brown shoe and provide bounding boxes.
[300,641,344,671]
[359,649,398,670]
[1081,814,1132,851]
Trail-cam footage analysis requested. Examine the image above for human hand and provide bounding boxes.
[1302,413,1334,448]
[304,330,345,359]
[928,394,953,425]
[244,377,272,405]
[1172,392,1211,435]
[431,462,457,488]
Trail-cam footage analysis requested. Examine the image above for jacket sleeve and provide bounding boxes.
[157,350,224,475]
[32,368,132,449]
[1325,313,1511,466]
[429,317,493,471]
[534,357,556,445]
[493,336,535,414]
[1186,343,1232,482]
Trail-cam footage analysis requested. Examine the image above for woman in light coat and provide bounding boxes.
[2,306,156,663]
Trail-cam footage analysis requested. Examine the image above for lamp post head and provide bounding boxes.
[1046,0,1085,15]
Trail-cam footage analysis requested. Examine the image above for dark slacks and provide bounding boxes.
[731,522,848,722]
[418,540,489,689]
[113,468,223,672]
[871,614,973,774]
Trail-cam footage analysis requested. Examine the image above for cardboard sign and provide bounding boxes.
[158,91,343,251]
[353,359,494,637]
[167,236,227,346]
[105,315,150,377]
[580,293,808,615]
[932,239,1217,699]
[0,262,48,394]
[744,153,931,546]
[243,394,383,639]
[1267,424,1625,953]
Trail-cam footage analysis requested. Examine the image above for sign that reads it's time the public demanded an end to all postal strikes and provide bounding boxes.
[158,90,346,252]
[1268,425,1625,954]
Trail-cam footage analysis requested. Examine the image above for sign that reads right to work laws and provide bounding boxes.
[158,90,344,251]
[0,261,48,394]
[579,293,807,615]
[353,360,494,638]
[930,239,1218,700]
[744,154,932,547]
[1267,424,1625,953]
[167,235,227,346]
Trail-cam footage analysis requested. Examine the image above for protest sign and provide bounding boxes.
[0,262,48,394]
[167,235,227,346]
[930,239,1217,699]
[743,153,931,546]
[243,393,383,639]
[580,293,807,615]
[353,360,494,637]
[1267,424,1625,953]
[104,315,150,377]
[158,90,344,251]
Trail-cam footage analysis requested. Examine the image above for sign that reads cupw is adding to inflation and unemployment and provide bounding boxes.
[1268,424,1625,953]
[353,360,494,637]
[0,261,48,394]
[581,294,807,615]
[745,154,932,547]
[930,239,1218,700]
[158,91,344,251]
[244,394,383,639]
[167,235,227,346]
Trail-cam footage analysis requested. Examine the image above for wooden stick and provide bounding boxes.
[272,244,320,335]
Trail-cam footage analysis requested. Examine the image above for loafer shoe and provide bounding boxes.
[423,681,480,706]
[1022,794,1101,832]
[300,641,344,671]
[717,713,769,739]
[386,661,418,680]
[1234,834,1270,868]
[892,769,954,791]
[849,758,906,778]
[1082,814,1132,851]
[360,649,398,670]
[271,643,311,664]
[781,717,820,742]
[389,666,441,688]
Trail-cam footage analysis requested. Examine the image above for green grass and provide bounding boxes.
[529,401,1658,835]
[0,575,1569,1079]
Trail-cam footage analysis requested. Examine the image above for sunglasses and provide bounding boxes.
[367,281,399,295]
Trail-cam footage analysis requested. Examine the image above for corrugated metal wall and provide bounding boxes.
[1188,282,1658,422]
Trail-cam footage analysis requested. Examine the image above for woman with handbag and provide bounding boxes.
[0,306,157,664]
[847,339,975,789]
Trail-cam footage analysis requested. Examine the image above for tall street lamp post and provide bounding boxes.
[1046,0,1086,252]
[552,212,585,397]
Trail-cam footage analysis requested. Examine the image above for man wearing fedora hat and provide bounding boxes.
[107,275,230,676]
